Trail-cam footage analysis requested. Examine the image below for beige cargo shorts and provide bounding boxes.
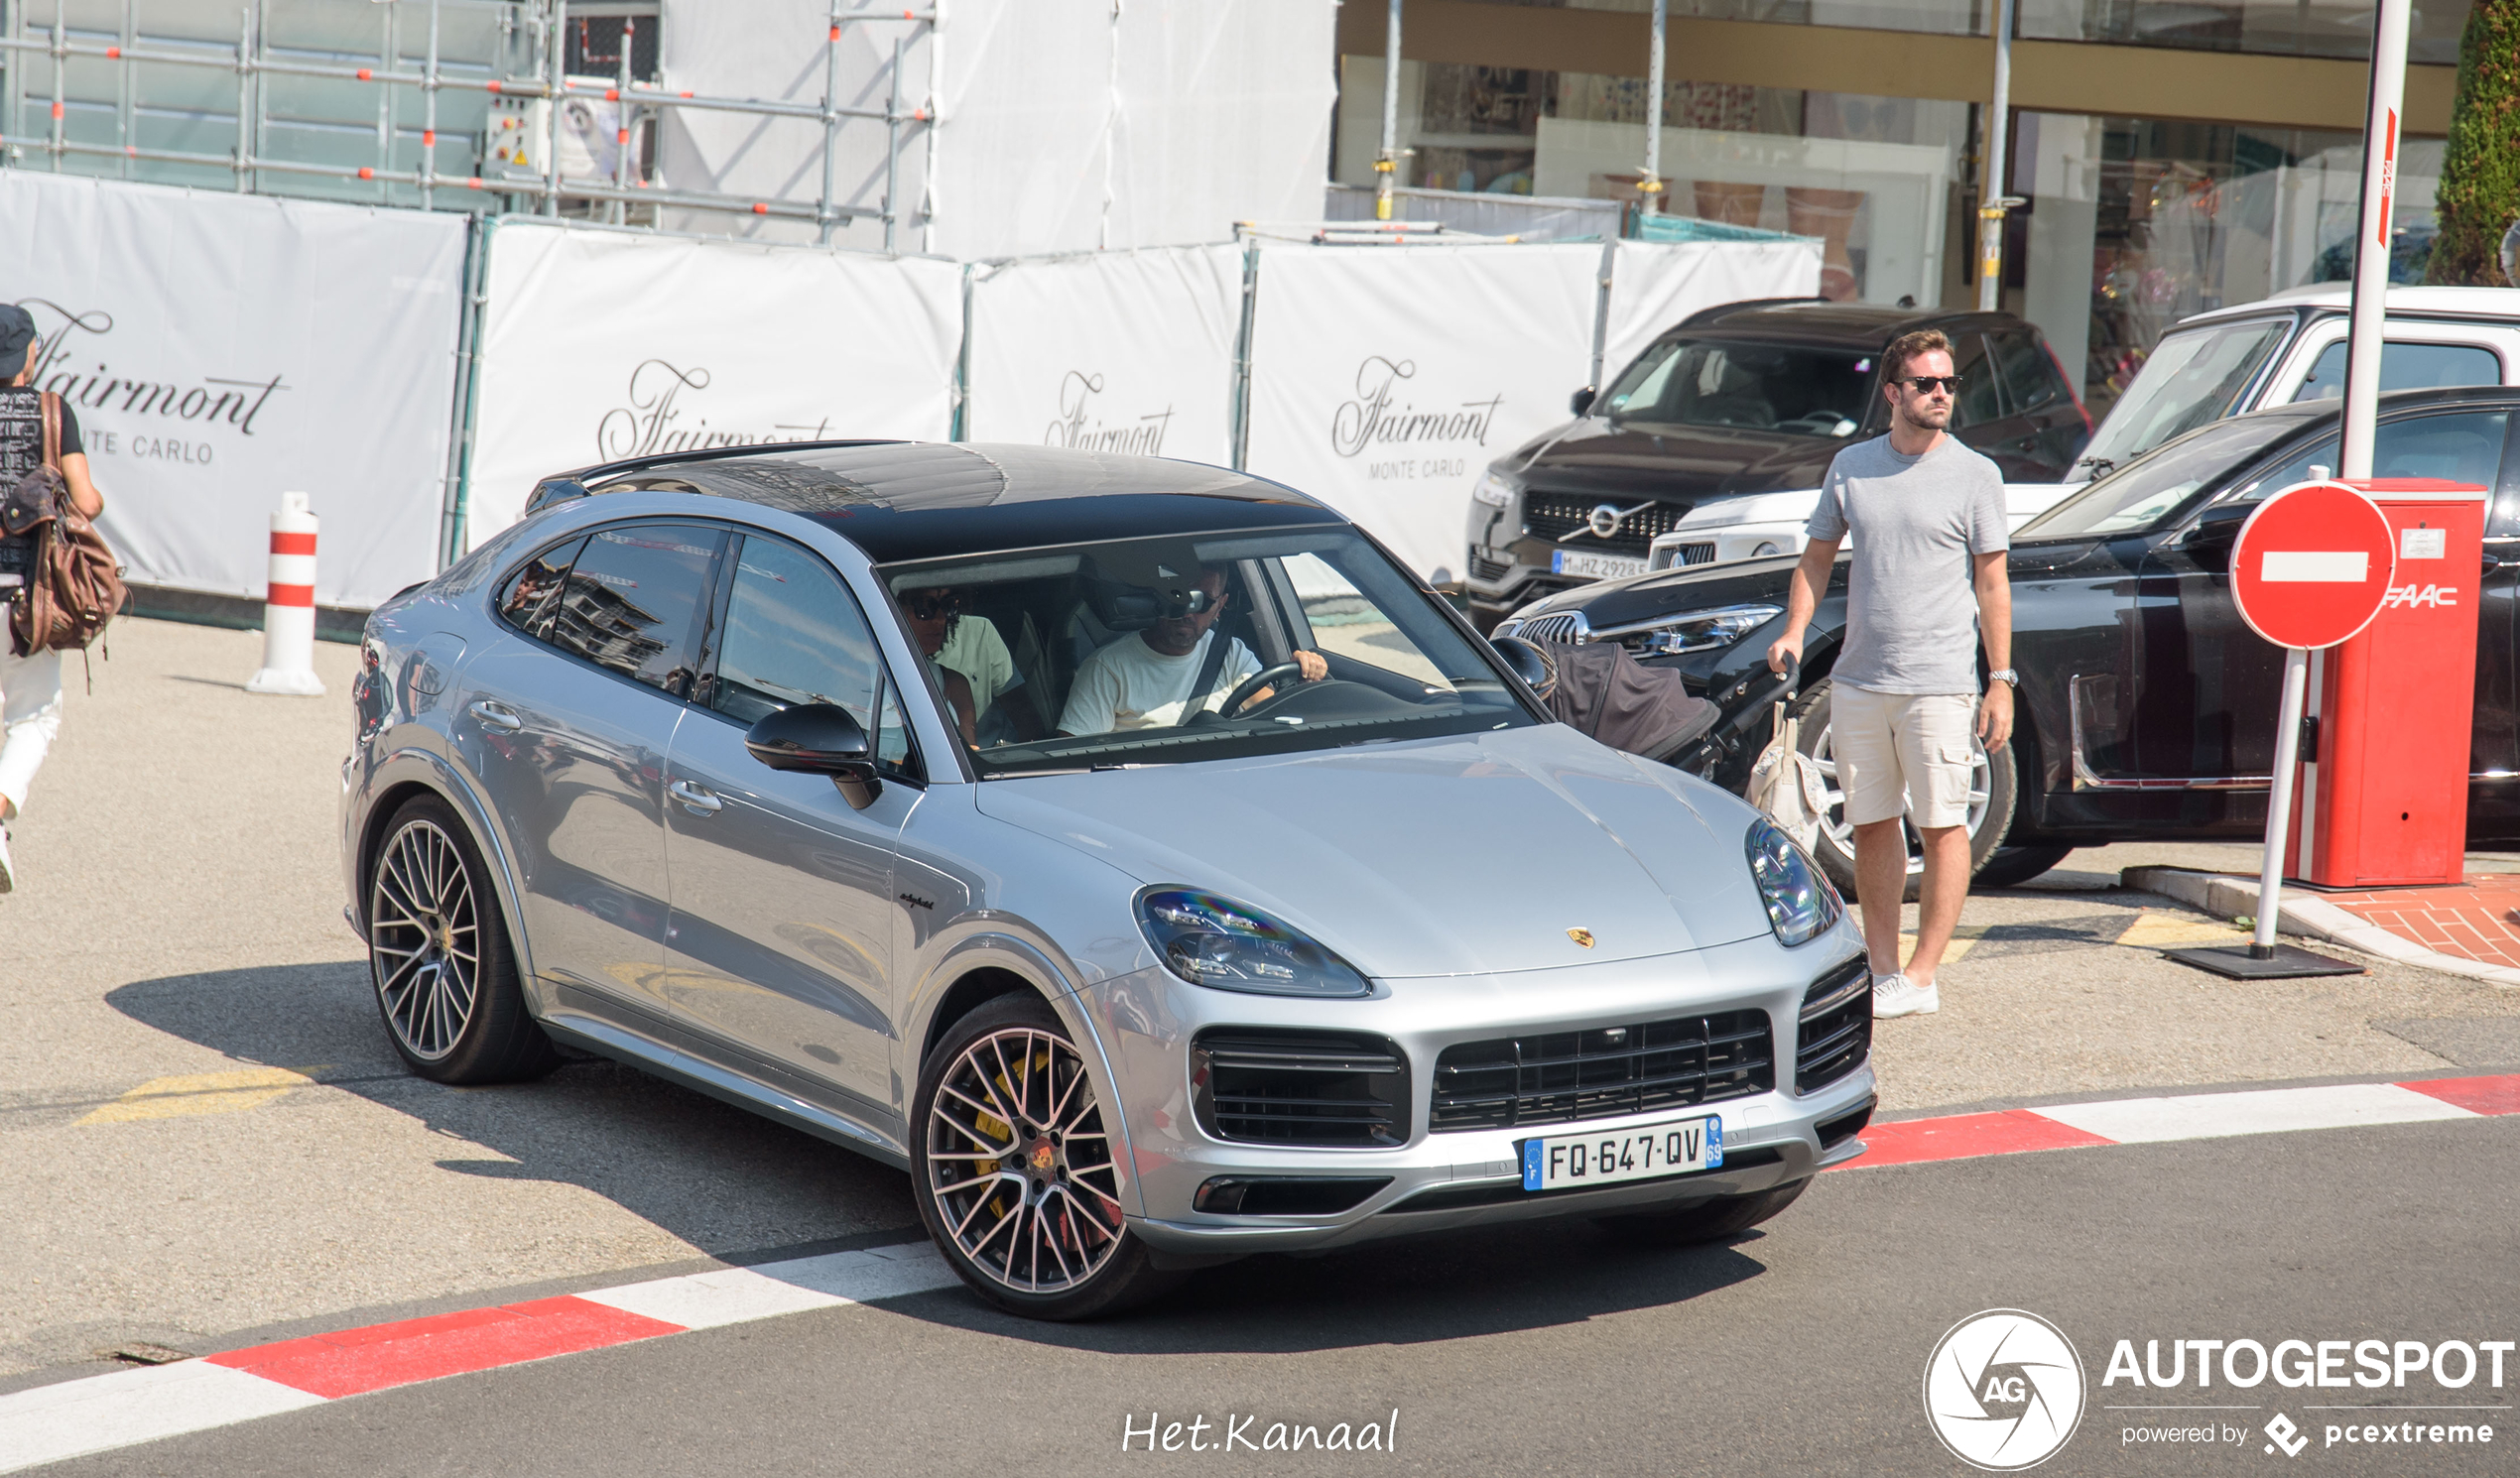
[1830,685,1978,829]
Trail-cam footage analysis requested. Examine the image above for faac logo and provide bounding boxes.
[595,359,835,460]
[11,296,290,466]
[1044,371,1173,456]
[2383,582,2459,609]
[1330,355,1503,460]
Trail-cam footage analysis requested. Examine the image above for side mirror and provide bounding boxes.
[2182,502,2250,571]
[744,702,881,809]
[1570,386,1597,418]
[1491,635,1557,700]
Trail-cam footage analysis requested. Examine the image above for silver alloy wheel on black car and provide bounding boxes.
[914,993,1180,1319]
[1789,678,2015,904]
[365,796,558,1085]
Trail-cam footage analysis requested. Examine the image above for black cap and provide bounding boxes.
[0,305,34,382]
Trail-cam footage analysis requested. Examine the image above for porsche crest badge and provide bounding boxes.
[1566,927,1595,949]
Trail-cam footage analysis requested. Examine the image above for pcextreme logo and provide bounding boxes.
[1924,1309,2088,1471]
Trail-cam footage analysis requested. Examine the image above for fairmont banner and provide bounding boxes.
[963,245,1242,466]
[465,220,962,548]
[0,171,467,607]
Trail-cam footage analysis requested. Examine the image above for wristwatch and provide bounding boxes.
[1987,669,2019,688]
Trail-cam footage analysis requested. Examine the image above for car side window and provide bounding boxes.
[1990,330,2062,414]
[2223,412,2514,507]
[709,533,888,737]
[497,536,586,640]
[1951,332,2003,428]
[2292,340,2504,403]
[544,523,724,696]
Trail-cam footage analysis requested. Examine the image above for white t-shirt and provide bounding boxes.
[1059,629,1263,733]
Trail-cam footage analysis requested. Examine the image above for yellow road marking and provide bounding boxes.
[75,1065,330,1126]
[1898,925,1984,965]
[2116,913,2250,949]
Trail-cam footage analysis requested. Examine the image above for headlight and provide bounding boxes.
[1745,818,1841,947]
[1470,470,1517,508]
[1592,602,1782,657]
[1137,889,1371,998]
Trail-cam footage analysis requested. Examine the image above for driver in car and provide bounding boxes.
[1057,566,1327,734]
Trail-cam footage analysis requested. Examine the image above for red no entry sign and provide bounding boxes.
[2231,480,2398,651]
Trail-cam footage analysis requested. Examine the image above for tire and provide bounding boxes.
[364,795,559,1085]
[913,993,1184,1321]
[1972,843,2076,891]
[1791,678,2016,905]
[1594,1177,1811,1247]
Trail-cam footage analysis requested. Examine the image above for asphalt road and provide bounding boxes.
[37,1112,2520,1478]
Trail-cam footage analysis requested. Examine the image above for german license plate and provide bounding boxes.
[1520,1115,1721,1192]
[1551,550,1646,581]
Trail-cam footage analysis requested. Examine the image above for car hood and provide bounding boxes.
[1511,418,1849,504]
[972,725,1775,979]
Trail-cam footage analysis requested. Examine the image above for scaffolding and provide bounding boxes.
[0,0,934,247]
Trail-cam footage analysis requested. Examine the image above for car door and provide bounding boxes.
[461,521,724,1027]
[2466,422,2520,836]
[661,530,922,1126]
[2131,409,2516,790]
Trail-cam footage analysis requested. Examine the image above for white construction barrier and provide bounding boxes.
[1599,237,1826,383]
[245,491,325,696]
[963,245,1242,464]
[463,219,964,550]
[0,171,467,609]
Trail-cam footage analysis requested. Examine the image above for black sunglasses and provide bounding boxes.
[1155,589,1222,617]
[1898,375,1965,394]
[905,594,963,620]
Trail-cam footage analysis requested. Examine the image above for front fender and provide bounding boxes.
[350,740,544,1007]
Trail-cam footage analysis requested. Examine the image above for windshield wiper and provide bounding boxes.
[2076,456,2116,476]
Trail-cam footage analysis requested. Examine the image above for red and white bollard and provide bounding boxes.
[245,490,326,696]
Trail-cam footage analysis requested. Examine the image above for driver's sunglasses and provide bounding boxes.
[905,594,963,620]
[1899,375,1965,394]
[1155,590,1221,617]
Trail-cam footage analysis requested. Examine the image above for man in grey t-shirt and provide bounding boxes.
[1765,328,2014,1020]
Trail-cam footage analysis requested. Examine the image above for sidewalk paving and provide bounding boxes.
[2320,873,2520,970]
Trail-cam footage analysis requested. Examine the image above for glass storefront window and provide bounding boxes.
[1456,0,1989,40]
[2017,0,2471,64]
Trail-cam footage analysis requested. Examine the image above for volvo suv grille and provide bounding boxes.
[1523,493,1692,554]
[1430,1010,1774,1132]
[1192,1030,1410,1148]
[1796,954,1871,1094]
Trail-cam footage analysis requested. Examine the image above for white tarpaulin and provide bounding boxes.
[1599,237,1825,381]
[963,245,1241,465]
[1242,244,1600,581]
[464,220,961,550]
[0,171,465,608]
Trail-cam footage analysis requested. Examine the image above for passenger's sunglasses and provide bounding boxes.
[1898,375,1965,394]
[905,594,963,620]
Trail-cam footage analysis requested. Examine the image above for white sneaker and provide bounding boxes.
[1872,973,1939,1019]
[0,826,14,895]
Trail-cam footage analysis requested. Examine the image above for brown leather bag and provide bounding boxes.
[4,392,126,656]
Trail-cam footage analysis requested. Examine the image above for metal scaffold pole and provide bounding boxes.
[1975,0,2019,311]
[884,32,902,252]
[544,0,565,216]
[1639,0,1666,217]
[421,0,441,210]
[819,0,842,245]
[1375,0,1399,220]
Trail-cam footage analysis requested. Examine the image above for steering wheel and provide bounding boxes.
[1217,663,1309,718]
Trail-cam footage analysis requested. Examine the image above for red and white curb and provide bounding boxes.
[4,1073,2516,1473]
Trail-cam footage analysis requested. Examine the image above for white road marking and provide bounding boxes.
[0,1360,324,1474]
[2033,1082,2476,1145]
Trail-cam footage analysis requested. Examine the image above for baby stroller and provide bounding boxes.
[1491,635,1721,764]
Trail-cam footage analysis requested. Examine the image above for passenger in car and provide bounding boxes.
[904,585,1038,747]
[1058,566,1326,734]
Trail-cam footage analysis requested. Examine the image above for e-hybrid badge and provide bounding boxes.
[1521,1115,1722,1191]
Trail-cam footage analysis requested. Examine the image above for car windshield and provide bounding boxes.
[878,527,1537,777]
[2017,411,2314,537]
[1601,336,1871,437]
[2076,316,2291,475]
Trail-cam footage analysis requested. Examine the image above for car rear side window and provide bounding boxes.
[708,535,886,737]
[2224,411,2514,506]
[2291,340,2504,403]
[497,536,585,640]
[1952,332,2004,429]
[1990,330,2065,414]
[543,523,724,695]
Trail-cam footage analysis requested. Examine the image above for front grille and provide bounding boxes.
[1469,554,1515,583]
[1658,541,1717,568]
[1797,954,1872,1094]
[1506,612,1587,645]
[1524,493,1692,554]
[1192,1029,1410,1148]
[1430,1010,1774,1132]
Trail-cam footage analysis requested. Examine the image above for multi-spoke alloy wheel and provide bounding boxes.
[926,1024,1127,1294]
[1787,678,2018,904]
[363,796,556,1085]
[370,818,480,1061]
[913,994,1181,1319]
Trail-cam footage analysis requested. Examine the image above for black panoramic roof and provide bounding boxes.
[579,440,1344,563]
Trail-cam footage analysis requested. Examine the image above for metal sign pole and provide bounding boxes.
[1639,0,1667,217]
[2340,0,2414,480]
[1974,0,2017,312]
[2251,647,2311,958]
[1375,0,1401,220]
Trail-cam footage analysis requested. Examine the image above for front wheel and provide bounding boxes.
[1791,678,2014,905]
[365,796,558,1085]
[1594,1177,1810,1246]
[913,993,1183,1320]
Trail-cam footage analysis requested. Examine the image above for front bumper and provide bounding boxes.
[1076,926,1875,1257]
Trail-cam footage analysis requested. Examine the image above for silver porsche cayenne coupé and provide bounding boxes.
[340,441,1875,1319]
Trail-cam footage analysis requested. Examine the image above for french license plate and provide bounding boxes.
[1551,549,1647,581]
[1520,1115,1721,1192]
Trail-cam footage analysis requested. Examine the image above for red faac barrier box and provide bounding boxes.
[2287,479,2489,888]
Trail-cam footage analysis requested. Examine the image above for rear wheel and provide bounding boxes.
[1972,843,2076,890]
[913,993,1183,1321]
[1792,678,2014,904]
[365,796,558,1084]
[1594,1177,1811,1246]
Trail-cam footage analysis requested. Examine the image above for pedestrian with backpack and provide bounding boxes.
[0,305,112,893]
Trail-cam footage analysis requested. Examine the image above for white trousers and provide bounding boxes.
[0,643,63,819]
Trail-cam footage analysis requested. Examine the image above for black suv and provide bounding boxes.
[1463,300,2090,630]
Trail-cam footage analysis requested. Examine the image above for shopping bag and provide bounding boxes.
[1746,698,1827,852]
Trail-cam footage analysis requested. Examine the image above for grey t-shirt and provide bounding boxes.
[1805,434,2008,695]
